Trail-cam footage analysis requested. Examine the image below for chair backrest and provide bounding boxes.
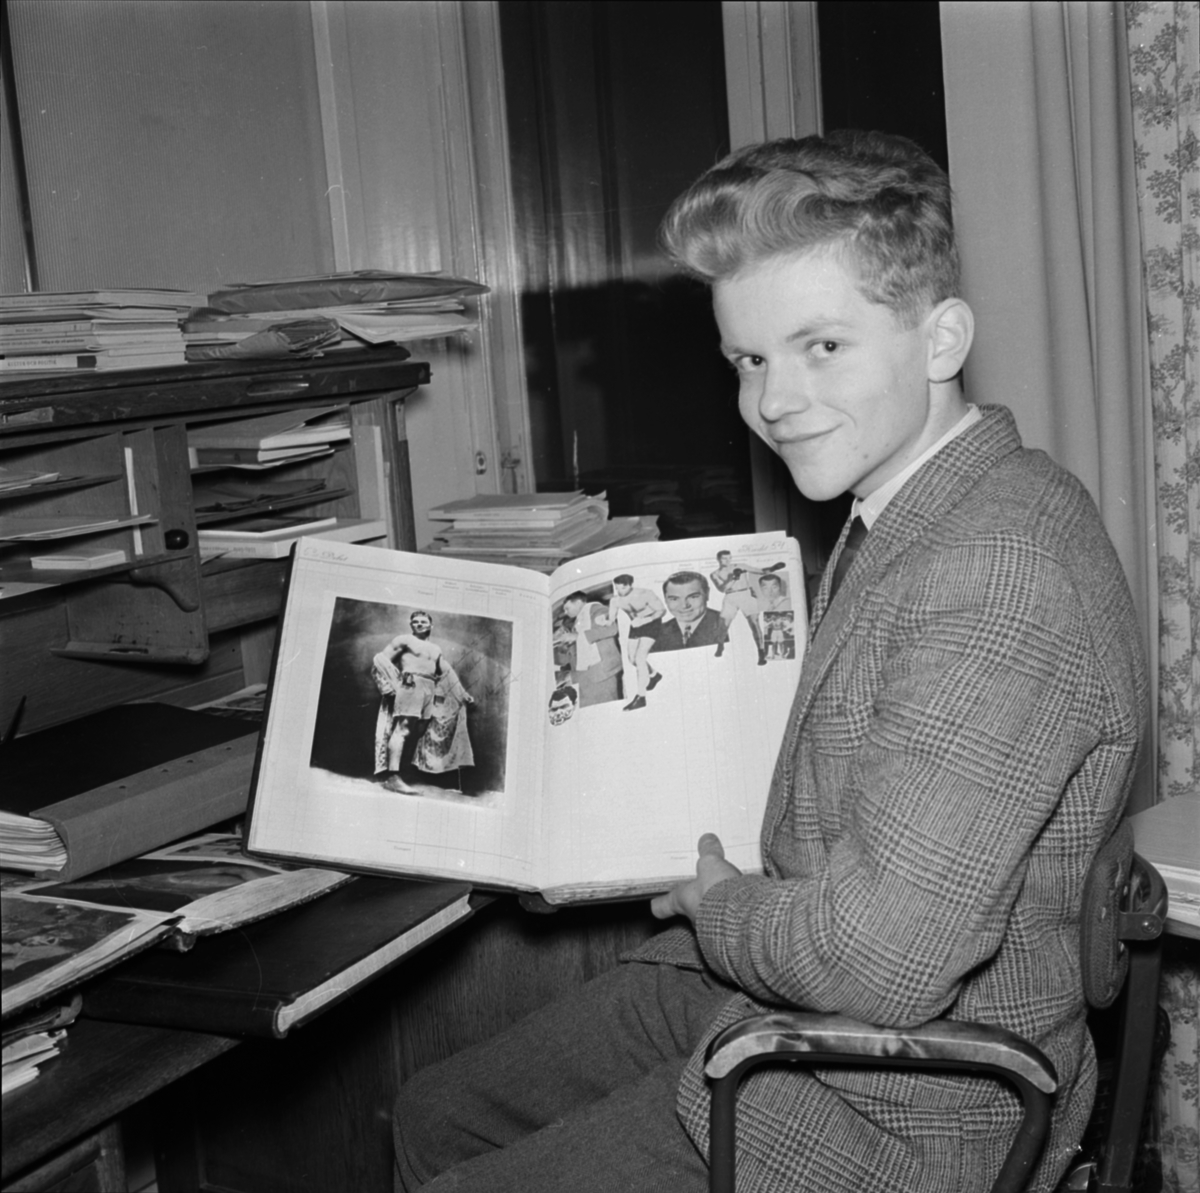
[1080,820,1136,1008]
[1062,819,1168,1193]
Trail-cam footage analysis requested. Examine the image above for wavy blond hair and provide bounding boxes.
[660,130,959,327]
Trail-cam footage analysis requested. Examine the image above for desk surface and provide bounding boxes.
[1129,792,1199,940]
[1,1017,237,1183]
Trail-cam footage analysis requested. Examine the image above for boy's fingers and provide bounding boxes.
[698,833,725,859]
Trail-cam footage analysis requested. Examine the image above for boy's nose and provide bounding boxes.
[757,366,810,422]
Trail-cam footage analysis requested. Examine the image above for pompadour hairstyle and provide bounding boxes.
[660,129,959,326]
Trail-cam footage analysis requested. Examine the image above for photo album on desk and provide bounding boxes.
[245,531,806,904]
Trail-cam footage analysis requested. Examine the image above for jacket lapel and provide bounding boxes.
[760,405,1025,857]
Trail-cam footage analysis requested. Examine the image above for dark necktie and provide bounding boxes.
[828,516,868,602]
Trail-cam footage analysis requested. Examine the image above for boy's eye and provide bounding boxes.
[812,340,840,356]
[730,354,765,373]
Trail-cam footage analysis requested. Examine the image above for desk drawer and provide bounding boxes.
[201,559,288,633]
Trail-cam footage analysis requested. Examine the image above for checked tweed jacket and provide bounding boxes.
[630,405,1147,1192]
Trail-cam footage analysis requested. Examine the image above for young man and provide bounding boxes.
[605,573,665,710]
[393,131,1145,1192]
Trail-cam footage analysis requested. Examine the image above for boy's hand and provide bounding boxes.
[650,834,741,924]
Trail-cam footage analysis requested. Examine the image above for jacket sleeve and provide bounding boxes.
[694,534,1119,1026]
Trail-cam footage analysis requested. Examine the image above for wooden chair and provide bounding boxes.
[705,821,1168,1193]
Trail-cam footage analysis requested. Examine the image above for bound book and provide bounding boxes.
[82,876,474,1037]
[0,703,259,879]
[198,517,387,559]
[2,833,350,1020]
[188,405,351,452]
[244,531,806,904]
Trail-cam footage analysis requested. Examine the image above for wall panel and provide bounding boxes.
[7,0,335,294]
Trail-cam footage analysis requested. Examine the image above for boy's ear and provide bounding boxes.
[926,298,974,383]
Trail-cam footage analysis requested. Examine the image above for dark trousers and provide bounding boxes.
[393,960,734,1191]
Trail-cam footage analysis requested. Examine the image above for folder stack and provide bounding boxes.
[424,491,659,573]
[0,289,202,374]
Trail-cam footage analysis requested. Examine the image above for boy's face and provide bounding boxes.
[714,248,950,502]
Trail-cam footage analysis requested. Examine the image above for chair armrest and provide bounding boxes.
[705,1011,1057,1092]
[705,1013,1057,1193]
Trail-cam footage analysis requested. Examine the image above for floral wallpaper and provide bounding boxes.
[1125,3,1199,1190]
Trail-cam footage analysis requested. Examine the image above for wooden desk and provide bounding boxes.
[1,895,659,1193]
[2,1018,238,1189]
[1129,792,1200,940]
[0,351,426,737]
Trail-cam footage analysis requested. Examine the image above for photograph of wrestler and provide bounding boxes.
[710,550,787,664]
[547,684,578,726]
[762,610,796,661]
[552,589,624,708]
[605,573,665,712]
[309,597,512,799]
[1,896,143,989]
[650,571,727,653]
[31,859,281,915]
[370,610,477,794]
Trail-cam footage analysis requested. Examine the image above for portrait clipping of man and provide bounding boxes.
[650,571,727,653]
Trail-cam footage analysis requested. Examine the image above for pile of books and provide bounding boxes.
[424,491,659,573]
[197,513,386,560]
[0,289,203,375]
[188,405,352,470]
[189,406,386,557]
[185,270,489,351]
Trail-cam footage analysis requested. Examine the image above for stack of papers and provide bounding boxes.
[425,492,660,573]
[188,405,351,470]
[0,513,155,542]
[0,810,67,872]
[0,467,59,492]
[197,513,388,559]
[188,270,488,348]
[0,290,203,375]
[1,995,81,1094]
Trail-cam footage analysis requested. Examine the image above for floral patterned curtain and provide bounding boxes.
[1126,2,1200,803]
[1125,5,1199,1190]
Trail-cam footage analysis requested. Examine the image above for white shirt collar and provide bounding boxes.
[852,404,981,529]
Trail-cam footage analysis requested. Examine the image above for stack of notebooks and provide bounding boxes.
[0,289,203,375]
[189,406,386,556]
[424,492,659,573]
[185,270,489,350]
[197,514,386,560]
[188,405,352,470]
